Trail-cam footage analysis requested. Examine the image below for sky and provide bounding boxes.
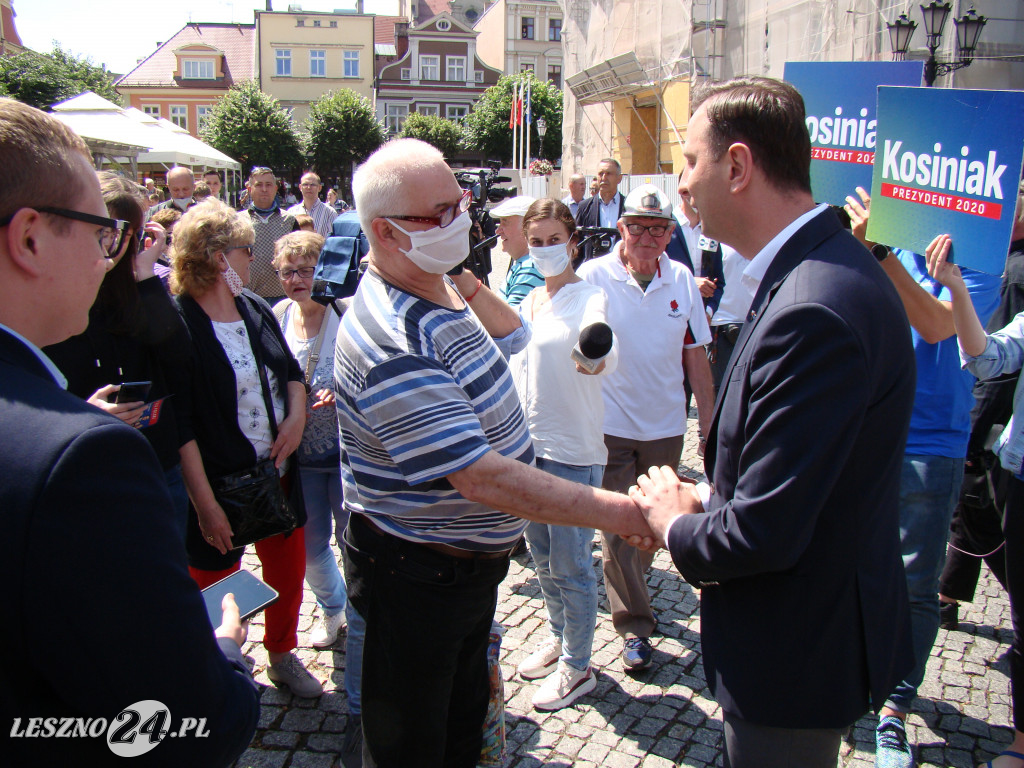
[15,0,400,76]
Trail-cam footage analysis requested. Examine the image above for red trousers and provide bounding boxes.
[189,527,306,654]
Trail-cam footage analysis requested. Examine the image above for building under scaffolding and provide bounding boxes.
[561,0,1024,177]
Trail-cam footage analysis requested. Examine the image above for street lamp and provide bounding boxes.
[887,2,987,86]
[536,116,547,157]
[887,13,917,61]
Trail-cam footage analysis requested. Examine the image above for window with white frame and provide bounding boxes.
[310,49,326,77]
[474,70,484,83]
[313,19,321,27]
[446,104,469,121]
[182,59,214,79]
[330,20,337,27]
[170,105,187,130]
[143,105,161,118]
[385,104,408,133]
[436,19,451,31]
[419,55,439,80]
[446,55,466,82]
[400,68,411,80]
[343,50,360,78]
[548,64,562,89]
[296,18,305,26]
[417,104,440,117]
[522,17,535,39]
[548,18,562,42]
[520,62,535,73]
[276,49,291,76]
[197,105,213,127]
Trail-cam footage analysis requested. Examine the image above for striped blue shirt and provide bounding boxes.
[334,269,533,551]
[503,255,545,308]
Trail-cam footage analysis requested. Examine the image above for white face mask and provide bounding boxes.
[222,262,245,297]
[529,242,570,277]
[388,212,472,274]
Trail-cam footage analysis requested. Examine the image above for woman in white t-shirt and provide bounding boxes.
[510,199,618,711]
[272,233,349,651]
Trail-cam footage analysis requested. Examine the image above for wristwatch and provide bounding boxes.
[871,243,892,262]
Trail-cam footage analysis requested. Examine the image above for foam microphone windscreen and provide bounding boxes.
[578,322,614,360]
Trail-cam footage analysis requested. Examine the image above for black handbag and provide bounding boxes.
[212,306,298,549]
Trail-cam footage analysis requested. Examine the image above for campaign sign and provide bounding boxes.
[784,61,923,206]
[866,87,1024,275]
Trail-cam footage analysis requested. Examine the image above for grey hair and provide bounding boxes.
[353,138,447,250]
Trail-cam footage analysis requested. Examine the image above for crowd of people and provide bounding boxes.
[2,75,1023,768]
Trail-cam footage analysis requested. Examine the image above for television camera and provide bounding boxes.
[450,161,517,283]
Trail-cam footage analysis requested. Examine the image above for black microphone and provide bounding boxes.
[473,234,500,253]
[571,322,614,373]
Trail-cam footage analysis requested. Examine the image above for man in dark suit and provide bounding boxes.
[0,98,258,767]
[575,158,625,263]
[630,77,915,767]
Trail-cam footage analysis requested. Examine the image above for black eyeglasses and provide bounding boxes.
[0,206,130,258]
[230,244,254,258]
[276,266,316,281]
[383,189,471,229]
[624,221,671,238]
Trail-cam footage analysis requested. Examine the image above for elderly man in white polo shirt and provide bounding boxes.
[578,184,715,672]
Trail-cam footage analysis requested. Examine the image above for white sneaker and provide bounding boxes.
[309,610,347,648]
[267,653,324,698]
[518,635,561,680]
[532,662,597,711]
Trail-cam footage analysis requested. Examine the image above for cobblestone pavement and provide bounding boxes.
[230,414,1017,768]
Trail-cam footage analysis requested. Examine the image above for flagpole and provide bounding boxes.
[510,79,518,172]
[517,78,523,171]
[525,80,531,172]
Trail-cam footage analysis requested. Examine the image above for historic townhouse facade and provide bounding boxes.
[375,12,502,135]
[116,23,255,139]
[255,7,375,125]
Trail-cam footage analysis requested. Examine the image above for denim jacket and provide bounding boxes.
[962,309,1024,475]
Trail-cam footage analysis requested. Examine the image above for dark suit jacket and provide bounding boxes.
[575,191,625,262]
[0,328,258,766]
[664,222,726,316]
[174,291,307,570]
[667,209,916,729]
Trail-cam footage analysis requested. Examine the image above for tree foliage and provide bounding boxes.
[305,89,386,194]
[398,113,465,160]
[0,45,121,110]
[199,80,303,172]
[463,73,562,165]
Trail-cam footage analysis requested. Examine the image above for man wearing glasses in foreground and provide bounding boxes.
[0,101,258,765]
[335,139,657,767]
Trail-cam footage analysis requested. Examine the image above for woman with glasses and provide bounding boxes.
[270,232,350,649]
[44,172,192,539]
[509,199,618,711]
[171,198,323,699]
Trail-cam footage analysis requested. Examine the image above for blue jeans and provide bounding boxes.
[525,458,602,671]
[886,454,965,712]
[298,465,348,617]
[345,598,366,717]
